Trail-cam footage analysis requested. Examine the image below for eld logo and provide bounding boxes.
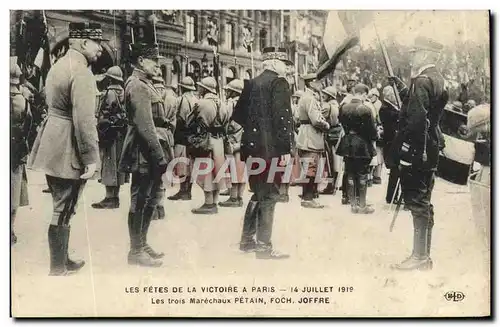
[444,291,465,302]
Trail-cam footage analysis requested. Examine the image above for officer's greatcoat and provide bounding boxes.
[29,49,100,179]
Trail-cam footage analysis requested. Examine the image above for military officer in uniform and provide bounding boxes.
[11,60,32,245]
[232,47,293,259]
[296,74,330,208]
[28,23,103,275]
[320,86,343,195]
[168,76,198,201]
[219,79,246,208]
[152,73,177,220]
[119,42,168,267]
[336,83,377,214]
[190,77,230,214]
[92,66,128,209]
[389,36,448,271]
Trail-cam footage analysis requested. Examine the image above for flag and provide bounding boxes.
[316,10,373,80]
[213,54,220,94]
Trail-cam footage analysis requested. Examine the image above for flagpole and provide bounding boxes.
[280,10,284,45]
[250,43,255,78]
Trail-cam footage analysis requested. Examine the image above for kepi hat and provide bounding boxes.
[129,42,164,60]
[262,46,293,65]
[69,22,108,41]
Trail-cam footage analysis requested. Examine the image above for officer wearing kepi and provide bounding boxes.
[92,65,128,209]
[28,22,103,276]
[232,47,293,259]
[389,36,448,271]
[119,42,168,267]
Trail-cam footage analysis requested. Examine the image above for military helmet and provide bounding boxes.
[321,86,337,99]
[223,79,244,94]
[10,59,22,85]
[152,75,165,84]
[105,66,124,82]
[196,76,218,94]
[452,101,463,112]
[368,88,380,98]
[178,76,196,91]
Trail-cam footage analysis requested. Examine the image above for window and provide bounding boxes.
[261,11,267,21]
[259,29,267,52]
[246,10,253,18]
[186,13,197,43]
[225,23,234,50]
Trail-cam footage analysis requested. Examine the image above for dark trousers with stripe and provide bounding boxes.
[46,175,86,226]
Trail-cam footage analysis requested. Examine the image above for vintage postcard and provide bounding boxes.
[10,9,490,317]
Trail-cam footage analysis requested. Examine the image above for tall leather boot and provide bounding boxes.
[347,176,358,213]
[255,201,289,260]
[127,211,162,267]
[240,199,259,252]
[341,173,349,205]
[66,227,85,272]
[391,217,432,271]
[141,206,165,259]
[427,205,435,268]
[48,225,69,276]
[357,174,374,214]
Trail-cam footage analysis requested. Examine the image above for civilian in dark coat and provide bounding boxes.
[232,47,293,260]
[388,36,448,271]
[337,83,377,214]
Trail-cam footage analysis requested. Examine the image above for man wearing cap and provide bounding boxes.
[219,79,246,208]
[337,83,377,214]
[388,36,448,271]
[320,86,342,195]
[119,42,168,267]
[28,22,103,275]
[150,73,177,220]
[168,76,198,201]
[10,60,32,246]
[189,76,230,214]
[92,65,129,210]
[232,46,293,259]
[296,73,330,208]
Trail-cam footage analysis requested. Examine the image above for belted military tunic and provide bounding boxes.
[173,91,197,177]
[224,96,245,183]
[193,92,230,192]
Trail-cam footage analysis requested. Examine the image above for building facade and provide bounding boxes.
[11,10,327,90]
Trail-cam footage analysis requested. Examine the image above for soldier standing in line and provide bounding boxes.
[189,77,230,214]
[28,23,102,275]
[232,47,293,259]
[296,74,330,209]
[119,42,168,267]
[168,76,198,201]
[219,79,246,208]
[388,37,448,271]
[151,74,177,220]
[320,86,343,195]
[290,90,304,187]
[92,66,128,209]
[11,60,32,246]
[336,83,377,214]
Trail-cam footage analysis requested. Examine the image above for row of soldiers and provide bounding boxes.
[12,20,450,271]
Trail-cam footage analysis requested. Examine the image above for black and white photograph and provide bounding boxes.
[9,8,491,317]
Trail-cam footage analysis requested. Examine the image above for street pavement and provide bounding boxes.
[11,170,490,317]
